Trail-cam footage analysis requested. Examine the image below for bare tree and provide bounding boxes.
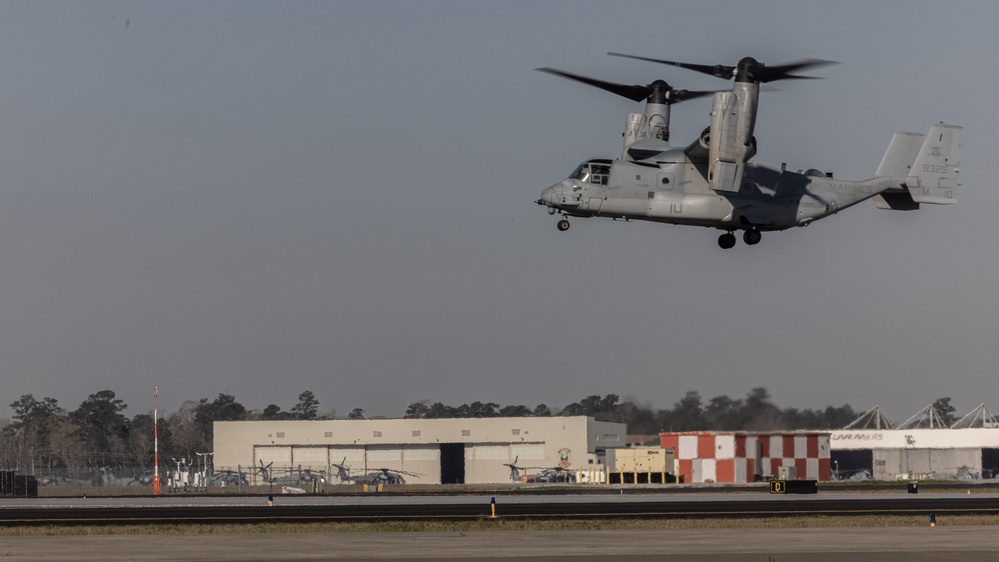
[167,400,207,457]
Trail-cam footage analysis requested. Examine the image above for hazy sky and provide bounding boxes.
[0,1,994,424]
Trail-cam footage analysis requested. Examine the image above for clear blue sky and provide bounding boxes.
[0,1,993,424]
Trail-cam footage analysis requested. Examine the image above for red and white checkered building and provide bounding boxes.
[660,432,831,483]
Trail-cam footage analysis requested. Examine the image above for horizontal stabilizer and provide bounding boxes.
[873,191,919,211]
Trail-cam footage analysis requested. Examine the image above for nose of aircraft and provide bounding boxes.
[537,184,559,206]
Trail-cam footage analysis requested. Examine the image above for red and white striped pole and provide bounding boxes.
[153,387,161,496]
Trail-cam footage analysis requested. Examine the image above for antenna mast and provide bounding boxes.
[153,387,161,495]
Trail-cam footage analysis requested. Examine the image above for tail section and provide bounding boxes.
[875,131,924,178]
[873,123,960,209]
[907,123,960,204]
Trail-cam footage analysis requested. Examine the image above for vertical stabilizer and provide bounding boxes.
[875,131,924,178]
[906,123,960,204]
[873,131,924,210]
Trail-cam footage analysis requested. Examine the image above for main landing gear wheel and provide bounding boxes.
[718,232,736,249]
[743,229,762,246]
[557,219,570,231]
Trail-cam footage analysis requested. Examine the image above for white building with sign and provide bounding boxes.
[829,428,999,480]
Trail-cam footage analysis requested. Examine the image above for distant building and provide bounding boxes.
[625,435,661,447]
[830,428,999,480]
[214,416,626,485]
[830,403,999,480]
[660,431,831,483]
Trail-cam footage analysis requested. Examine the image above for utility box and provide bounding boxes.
[605,447,677,483]
[778,465,797,480]
[0,470,38,497]
[0,470,12,495]
[14,475,38,497]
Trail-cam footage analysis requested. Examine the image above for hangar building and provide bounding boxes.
[214,416,626,485]
[830,404,999,480]
[830,428,999,480]
[659,431,832,483]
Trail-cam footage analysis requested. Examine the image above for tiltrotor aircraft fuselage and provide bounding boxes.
[536,54,961,248]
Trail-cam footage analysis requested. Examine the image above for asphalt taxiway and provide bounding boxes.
[3,493,999,525]
[1,527,998,561]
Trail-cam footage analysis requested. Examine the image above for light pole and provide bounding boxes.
[196,452,214,488]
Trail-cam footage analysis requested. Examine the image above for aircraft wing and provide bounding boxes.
[625,138,672,161]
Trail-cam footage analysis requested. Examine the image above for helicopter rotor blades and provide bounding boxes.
[755,58,838,82]
[372,468,424,477]
[536,67,720,104]
[537,67,652,102]
[608,52,734,79]
[607,52,838,84]
[670,88,717,102]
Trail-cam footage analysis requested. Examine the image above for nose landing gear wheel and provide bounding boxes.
[557,219,570,231]
[718,232,736,249]
[743,229,762,246]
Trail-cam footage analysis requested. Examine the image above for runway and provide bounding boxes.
[3,494,999,560]
[2,493,998,526]
[1,527,998,561]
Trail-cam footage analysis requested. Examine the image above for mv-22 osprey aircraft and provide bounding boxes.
[536,53,961,248]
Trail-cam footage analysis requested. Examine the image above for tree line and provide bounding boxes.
[401,388,862,435]
[0,390,325,473]
[0,386,958,473]
[399,390,960,434]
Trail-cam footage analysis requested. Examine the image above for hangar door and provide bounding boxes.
[829,449,873,479]
[983,449,999,479]
[255,446,291,466]
[254,446,292,485]
[440,443,465,484]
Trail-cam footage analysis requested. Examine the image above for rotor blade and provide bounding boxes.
[758,58,839,82]
[671,89,718,102]
[766,74,825,81]
[608,52,734,80]
[536,67,651,102]
[763,59,839,78]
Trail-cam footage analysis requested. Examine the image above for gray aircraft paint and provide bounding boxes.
[541,127,958,237]
[538,55,960,248]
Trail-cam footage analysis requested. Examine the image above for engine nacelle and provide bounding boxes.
[707,85,759,192]
[621,102,671,159]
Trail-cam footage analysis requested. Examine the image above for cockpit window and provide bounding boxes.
[590,164,609,186]
[569,161,610,185]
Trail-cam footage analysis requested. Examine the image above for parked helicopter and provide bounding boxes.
[502,457,576,483]
[255,460,274,483]
[330,458,421,485]
[207,469,248,487]
[503,456,526,482]
[536,53,961,248]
